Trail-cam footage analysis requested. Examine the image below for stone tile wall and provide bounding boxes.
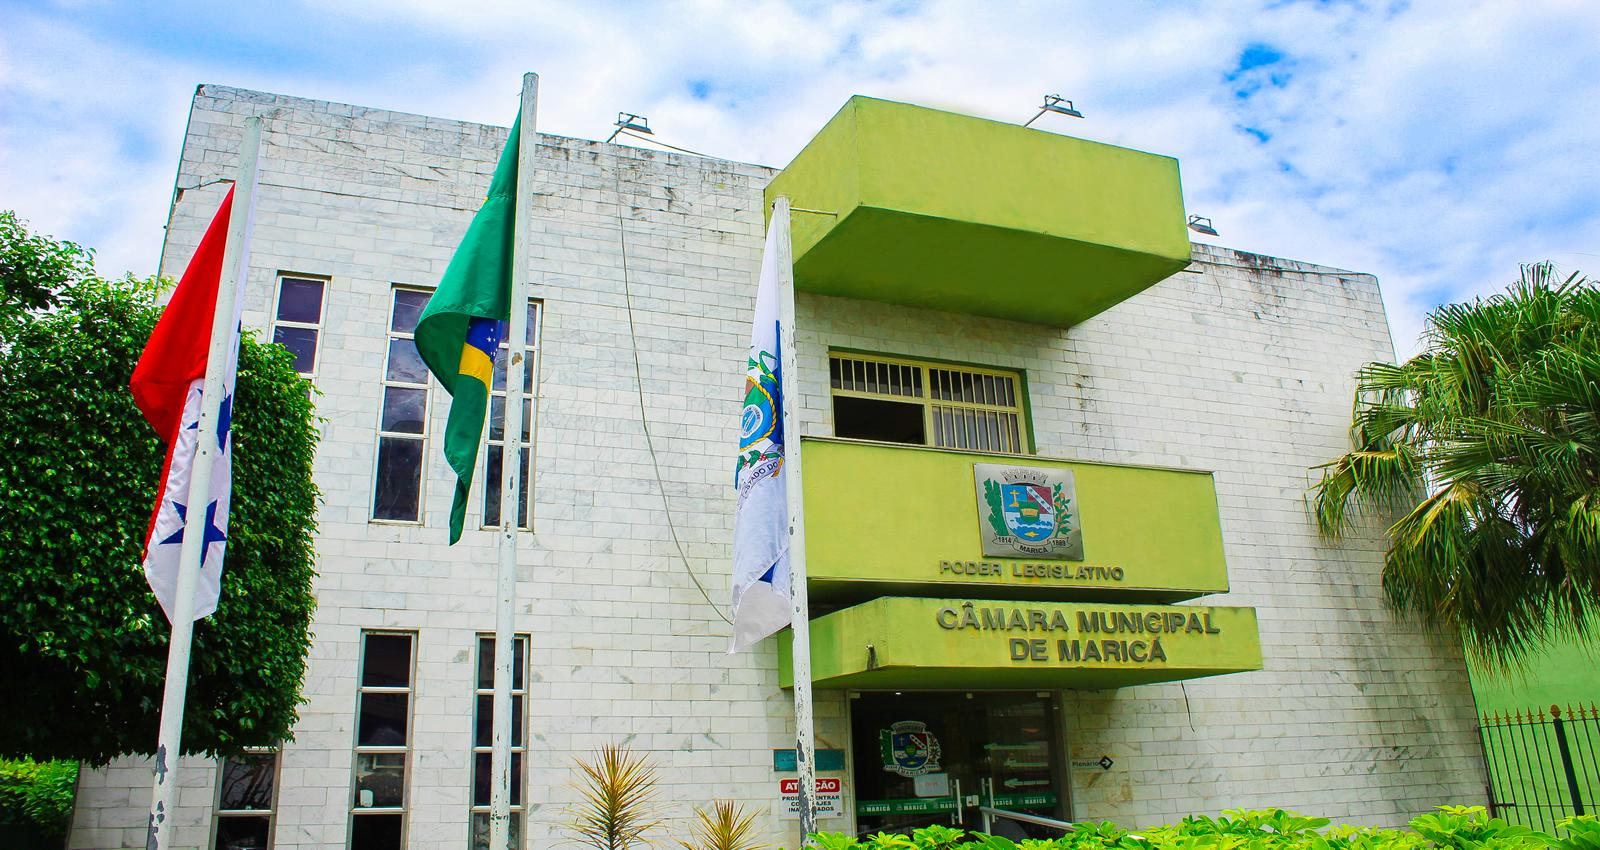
[68,84,1480,849]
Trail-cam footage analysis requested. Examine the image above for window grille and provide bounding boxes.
[829,353,1026,453]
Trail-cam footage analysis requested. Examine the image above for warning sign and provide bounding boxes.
[780,777,844,820]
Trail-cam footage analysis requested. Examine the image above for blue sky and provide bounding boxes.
[3,0,1598,353]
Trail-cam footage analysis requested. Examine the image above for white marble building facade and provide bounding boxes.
[67,84,1483,850]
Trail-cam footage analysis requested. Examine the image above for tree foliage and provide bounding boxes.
[0,211,319,764]
[0,210,97,324]
[1312,263,1600,669]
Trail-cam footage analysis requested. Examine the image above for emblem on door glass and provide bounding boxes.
[879,721,943,777]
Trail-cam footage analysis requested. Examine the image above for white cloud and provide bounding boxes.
[3,0,1597,357]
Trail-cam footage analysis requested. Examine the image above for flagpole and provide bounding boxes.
[144,115,261,850]
[491,71,538,850]
[772,195,819,842]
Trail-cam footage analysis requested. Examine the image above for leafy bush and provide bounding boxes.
[0,212,319,763]
[809,807,1600,850]
[0,757,77,845]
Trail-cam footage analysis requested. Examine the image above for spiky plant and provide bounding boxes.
[565,744,663,850]
[678,800,769,850]
[1312,263,1600,669]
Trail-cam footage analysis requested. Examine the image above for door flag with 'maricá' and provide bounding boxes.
[415,114,519,543]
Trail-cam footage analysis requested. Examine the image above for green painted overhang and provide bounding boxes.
[763,96,1191,327]
[801,438,1230,604]
[780,597,1262,689]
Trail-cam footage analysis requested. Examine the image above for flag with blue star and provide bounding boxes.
[131,187,249,622]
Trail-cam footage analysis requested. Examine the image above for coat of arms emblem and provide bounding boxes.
[975,463,1083,559]
[879,721,942,777]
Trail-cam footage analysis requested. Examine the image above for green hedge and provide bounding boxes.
[812,807,1600,850]
[0,212,319,764]
[0,758,76,848]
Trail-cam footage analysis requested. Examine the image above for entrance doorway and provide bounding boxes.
[850,692,1068,838]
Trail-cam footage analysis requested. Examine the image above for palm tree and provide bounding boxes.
[1312,263,1600,669]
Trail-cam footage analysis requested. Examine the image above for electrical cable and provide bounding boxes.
[610,164,734,624]
[614,129,716,159]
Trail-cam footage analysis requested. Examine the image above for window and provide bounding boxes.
[351,632,414,850]
[271,274,328,376]
[373,288,432,522]
[213,749,279,850]
[482,302,542,529]
[469,635,529,850]
[829,353,1027,453]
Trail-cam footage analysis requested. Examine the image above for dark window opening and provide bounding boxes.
[833,396,926,446]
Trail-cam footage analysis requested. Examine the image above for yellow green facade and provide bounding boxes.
[773,96,1262,692]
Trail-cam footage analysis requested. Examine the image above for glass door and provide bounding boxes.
[850,692,1065,837]
[973,694,1064,839]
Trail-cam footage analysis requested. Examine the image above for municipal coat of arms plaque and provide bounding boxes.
[974,463,1083,559]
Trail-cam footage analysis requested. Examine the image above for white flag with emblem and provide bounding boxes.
[729,216,791,652]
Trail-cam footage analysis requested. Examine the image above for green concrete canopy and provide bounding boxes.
[765,96,1192,327]
[780,597,1262,690]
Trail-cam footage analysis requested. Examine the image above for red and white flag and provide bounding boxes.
[130,187,249,622]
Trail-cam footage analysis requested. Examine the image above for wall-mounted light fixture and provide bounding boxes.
[1187,215,1219,237]
[1024,94,1083,127]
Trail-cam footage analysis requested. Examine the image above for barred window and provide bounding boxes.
[829,353,1027,453]
[373,287,432,522]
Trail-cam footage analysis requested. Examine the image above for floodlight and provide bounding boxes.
[606,113,653,143]
[1024,94,1083,127]
[1187,215,1219,237]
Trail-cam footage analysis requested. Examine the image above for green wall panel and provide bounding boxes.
[801,438,1229,603]
[779,597,1262,689]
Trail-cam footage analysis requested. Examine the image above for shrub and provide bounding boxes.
[565,744,663,850]
[0,758,77,847]
[680,800,769,850]
[807,807,1600,850]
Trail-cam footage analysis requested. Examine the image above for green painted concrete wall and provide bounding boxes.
[779,596,1261,689]
[801,438,1229,603]
[764,96,1192,327]
[1469,635,1600,716]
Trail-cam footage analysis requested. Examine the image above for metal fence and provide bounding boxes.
[1480,704,1600,831]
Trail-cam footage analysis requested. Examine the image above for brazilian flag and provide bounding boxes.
[415,114,519,543]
